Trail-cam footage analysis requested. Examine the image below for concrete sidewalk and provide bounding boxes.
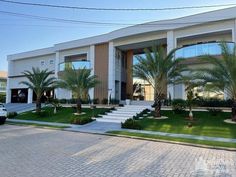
[7,119,236,144]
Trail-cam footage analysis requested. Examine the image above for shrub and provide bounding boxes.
[59,99,67,104]
[72,117,93,125]
[110,99,119,105]
[7,112,18,118]
[207,108,223,116]
[69,98,77,104]
[193,99,232,107]
[121,118,142,130]
[172,99,186,114]
[0,117,6,125]
[102,98,108,104]
[0,94,6,103]
[93,98,100,104]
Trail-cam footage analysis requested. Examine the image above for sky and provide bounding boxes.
[0,0,236,72]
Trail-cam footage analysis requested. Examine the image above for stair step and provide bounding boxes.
[96,118,124,123]
[106,113,134,117]
[101,115,130,119]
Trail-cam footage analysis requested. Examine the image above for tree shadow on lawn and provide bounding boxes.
[139,110,236,138]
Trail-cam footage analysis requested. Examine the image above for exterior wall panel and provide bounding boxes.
[94,43,109,101]
[10,54,55,77]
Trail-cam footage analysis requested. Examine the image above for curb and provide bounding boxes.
[61,129,236,152]
[7,122,236,152]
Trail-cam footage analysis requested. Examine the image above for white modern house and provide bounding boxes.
[6,7,236,103]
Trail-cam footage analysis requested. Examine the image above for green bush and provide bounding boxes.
[102,98,108,104]
[121,118,142,130]
[92,98,100,104]
[172,99,186,114]
[207,108,223,116]
[110,99,119,105]
[0,94,6,103]
[72,117,93,125]
[59,99,67,104]
[7,112,18,118]
[193,99,232,107]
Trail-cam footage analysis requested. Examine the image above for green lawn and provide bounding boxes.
[108,131,236,148]
[13,107,111,124]
[6,122,69,129]
[135,110,236,139]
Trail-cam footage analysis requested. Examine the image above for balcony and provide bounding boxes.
[175,42,235,59]
[59,61,91,71]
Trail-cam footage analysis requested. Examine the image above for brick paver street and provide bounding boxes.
[1,125,236,177]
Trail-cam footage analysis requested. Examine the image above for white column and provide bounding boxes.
[233,19,236,43]
[167,31,176,99]
[224,88,230,100]
[89,45,95,100]
[6,59,12,103]
[108,42,116,99]
[54,51,60,99]
[27,88,33,104]
[6,78,11,103]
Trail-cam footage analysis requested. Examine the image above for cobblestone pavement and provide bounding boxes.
[1,125,236,177]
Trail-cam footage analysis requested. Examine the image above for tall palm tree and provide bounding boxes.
[57,67,99,114]
[133,46,185,117]
[197,42,236,121]
[20,67,56,113]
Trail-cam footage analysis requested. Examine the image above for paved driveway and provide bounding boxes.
[0,125,236,177]
[4,103,36,113]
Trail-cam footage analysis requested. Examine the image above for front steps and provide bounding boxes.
[96,105,151,123]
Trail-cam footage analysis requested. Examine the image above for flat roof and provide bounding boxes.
[8,6,236,60]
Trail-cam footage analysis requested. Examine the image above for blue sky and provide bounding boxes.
[0,0,235,71]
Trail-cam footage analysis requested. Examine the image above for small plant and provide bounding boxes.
[121,118,142,130]
[59,99,67,104]
[93,98,100,104]
[102,98,108,105]
[7,112,18,118]
[48,98,62,114]
[72,117,93,125]
[207,108,222,116]
[172,99,186,114]
[110,99,119,105]
[0,117,6,125]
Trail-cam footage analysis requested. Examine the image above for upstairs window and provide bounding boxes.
[49,59,54,65]
[40,60,45,66]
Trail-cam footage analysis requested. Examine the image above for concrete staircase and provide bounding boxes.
[96,105,151,123]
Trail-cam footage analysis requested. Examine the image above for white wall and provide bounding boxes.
[10,54,55,77]
[58,47,89,63]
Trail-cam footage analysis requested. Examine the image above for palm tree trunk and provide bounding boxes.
[232,100,236,121]
[153,93,162,117]
[36,97,41,113]
[77,97,82,114]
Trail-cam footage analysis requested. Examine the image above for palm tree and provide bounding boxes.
[57,67,99,114]
[133,46,185,117]
[197,42,236,121]
[20,67,56,113]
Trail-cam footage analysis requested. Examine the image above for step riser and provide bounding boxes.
[106,114,134,117]
[101,116,130,120]
[96,105,150,123]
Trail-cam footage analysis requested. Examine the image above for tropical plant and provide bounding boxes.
[20,67,56,113]
[133,46,186,117]
[197,42,236,121]
[175,75,201,120]
[57,67,99,114]
[48,98,61,114]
